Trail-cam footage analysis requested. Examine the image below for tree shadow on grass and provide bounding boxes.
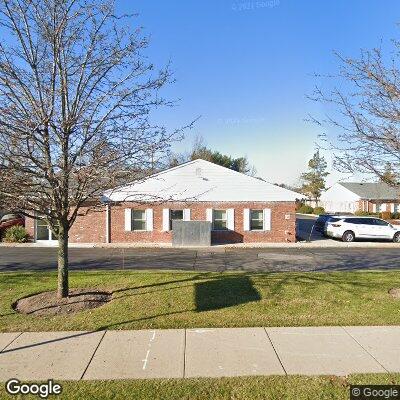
[195,275,261,312]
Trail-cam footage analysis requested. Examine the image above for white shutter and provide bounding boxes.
[263,208,271,231]
[243,209,250,231]
[145,208,153,231]
[227,208,235,230]
[373,204,377,212]
[391,203,395,213]
[124,209,132,231]
[206,208,213,223]
[162,208,170,231]
[183,208,191,221]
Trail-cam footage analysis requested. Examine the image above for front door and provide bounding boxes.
[35,219,58,244]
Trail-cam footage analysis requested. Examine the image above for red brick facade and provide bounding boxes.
[356,200,400,213]
[26,201,296,244]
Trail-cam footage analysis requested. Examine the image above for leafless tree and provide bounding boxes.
[0,0,189,297]
[309,40,400,186]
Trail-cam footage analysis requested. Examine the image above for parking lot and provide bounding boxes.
[1,245,400,272]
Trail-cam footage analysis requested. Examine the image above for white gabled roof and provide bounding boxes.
[103,159,302,203]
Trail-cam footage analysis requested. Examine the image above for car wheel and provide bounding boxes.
[342,230,355,242]
[393,232,400,243]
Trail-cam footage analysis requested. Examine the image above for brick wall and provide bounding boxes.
[25,201,296,244]
[24,206,107,243]
[110,201,296,244]
[356,200,400,213]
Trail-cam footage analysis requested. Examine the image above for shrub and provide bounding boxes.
[2,225,29,243]
[354,210,371,216]
[391,212,400,219]
[297,204,314,214]
[380,211,392,220]
[313,206,325,215]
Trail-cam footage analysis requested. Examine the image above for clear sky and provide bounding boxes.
[117,0,400,186]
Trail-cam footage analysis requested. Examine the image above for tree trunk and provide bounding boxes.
[57,224,69,298]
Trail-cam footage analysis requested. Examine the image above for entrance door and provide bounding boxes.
[35,219,58,244]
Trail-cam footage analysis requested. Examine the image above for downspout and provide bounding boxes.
[105,204,111,244]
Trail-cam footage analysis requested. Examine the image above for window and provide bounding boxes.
[250,210,264,230]
[344,218,366,224]
[375,203,382,213]
[132,210,146,231]
[213,210,227,230]
[394,204,399,213]
[170,209,183,230]
[373,219,389,226]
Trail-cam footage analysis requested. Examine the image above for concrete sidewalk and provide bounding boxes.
[1,326,399,380]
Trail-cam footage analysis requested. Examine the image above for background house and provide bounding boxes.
[25,160,302,245]
[319,182,400,214]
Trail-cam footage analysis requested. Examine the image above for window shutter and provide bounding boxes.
[227,208,235,230]
[263,208,271,231]
[391,203,395,213]
[124,209,132,231]
[243,209,250,231]
[206,208,213,223]
[183,208,191,221]
[162,208,170,231]
[146,208,153,231]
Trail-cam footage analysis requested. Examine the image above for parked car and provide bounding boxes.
[0,214,25,237]
[314,213,353,234]
[325,216,400,242]
[314,214,337,233]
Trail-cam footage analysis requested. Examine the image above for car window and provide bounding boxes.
[373,219,389,226]
[329,217,341,223]
[363,218,377,225]
[343,218,359,224]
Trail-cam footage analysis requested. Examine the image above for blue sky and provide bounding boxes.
[121,1,399,184]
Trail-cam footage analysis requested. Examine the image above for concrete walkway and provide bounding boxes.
[1,326,400,380]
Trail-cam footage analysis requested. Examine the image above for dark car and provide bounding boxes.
[0,213,25,237]
[314,214,333,233]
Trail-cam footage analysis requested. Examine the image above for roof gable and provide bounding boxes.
[103,159,302,202]
[339,182,400,200]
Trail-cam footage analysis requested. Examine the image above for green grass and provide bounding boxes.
[0,374,399,399]
[1,270,400,332]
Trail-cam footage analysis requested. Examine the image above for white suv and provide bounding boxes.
[325,216,400,242]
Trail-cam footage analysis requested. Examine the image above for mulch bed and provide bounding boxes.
[13,289,112,316]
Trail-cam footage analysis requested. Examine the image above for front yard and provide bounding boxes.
[1,269,400,332]
[1,374,400,400]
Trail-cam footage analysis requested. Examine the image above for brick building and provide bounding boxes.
[319,182,400,214]
[25,159,301,244]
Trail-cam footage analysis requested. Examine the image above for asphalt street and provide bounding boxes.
[1,247,400,272]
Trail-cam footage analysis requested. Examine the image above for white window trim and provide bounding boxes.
[243,209,250,231]
[212,209,228,231]
[162,208,170,231]
[145,208,153,231]
[263,208,271,231]
[131,209,147,232]
[183,208,191,221]
[169,209,184,231]
[227,208,235,230]
[250,209,264,231]
[124,208,132,231]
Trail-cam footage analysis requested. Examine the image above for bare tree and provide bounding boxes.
[309,39,400,186]
[0,0,187,297]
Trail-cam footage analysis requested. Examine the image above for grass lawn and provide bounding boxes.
[0,374,399,399]
[1,270,400,331]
